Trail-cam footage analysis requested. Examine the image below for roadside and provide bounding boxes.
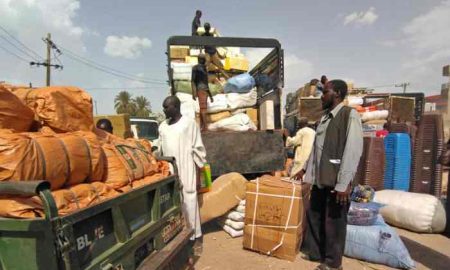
[194,223,450,270]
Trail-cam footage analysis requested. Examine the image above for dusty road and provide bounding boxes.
[194,223,450,270]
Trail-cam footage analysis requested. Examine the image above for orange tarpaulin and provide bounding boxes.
[11,86,94,133]
[0,87,35,132]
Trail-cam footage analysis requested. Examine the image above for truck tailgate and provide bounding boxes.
[202,130,285,176]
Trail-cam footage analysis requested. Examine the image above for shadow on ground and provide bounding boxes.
[401,236,450,269]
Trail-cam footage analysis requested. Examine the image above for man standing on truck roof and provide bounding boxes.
[192,10,202,35]
[158,96,207,246]
[284,117,315,177]
[192,54,214,132]
[296,80,363,270]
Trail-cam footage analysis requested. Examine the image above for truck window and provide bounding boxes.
[131,121,159,141]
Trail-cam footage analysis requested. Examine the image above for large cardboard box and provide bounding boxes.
[245,108,258,127]
[259,100,274,130]
[244,175,305,261]
[224,56,249,72]
[170,46,190,59]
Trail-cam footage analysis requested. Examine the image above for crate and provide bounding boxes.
[384,133,411,191]
[354,137,385,191]
[411,113,444,196]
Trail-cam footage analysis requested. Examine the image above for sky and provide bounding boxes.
[1,0,450,114]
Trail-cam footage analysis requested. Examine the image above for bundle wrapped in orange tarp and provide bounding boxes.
[0,87,36,132]
[0,131,105,189]
[10,86,94,133]
[0,182,119,218]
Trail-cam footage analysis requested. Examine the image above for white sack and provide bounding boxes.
[374,190,446,233]
[347,96,364,107]
[361,110,389,122]
[227,89,257,110]
[227,210,244,222]
[223,224,243,238]
[171,62,194,81]
[208,113,257,132]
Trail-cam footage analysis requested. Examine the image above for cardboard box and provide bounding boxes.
[259,100,274,130]
[246,108,258,127]
[244,175,305,261]
[185,56,198,65]
[224,56,249,71]
[170,46,189,59]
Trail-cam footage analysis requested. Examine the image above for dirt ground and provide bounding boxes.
[194,223,450,270]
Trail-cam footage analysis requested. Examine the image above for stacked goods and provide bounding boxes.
[299,97,323,123]
[0,84,171,219]
[384,133,411,191]
[390,96,416,123]
[224,56,249,72]
[354,137,385,190]
[199,172,247,224]
[0,131,105,190]
[0,87,36,132]
[217,200,246,238]
[223,73,255,94]
[208,113,257,132]
[244,175,306,261]
[170,46,190,60]
[374,190,447,233]
[388,123,417,156]
[10,86,94,133]
[411,113,444,197]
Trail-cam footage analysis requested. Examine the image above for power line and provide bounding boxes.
[56,44,166,84]
[0,35,40,61]
[0,43,32,63]
[62,50,167,85]
[0,25,44,60]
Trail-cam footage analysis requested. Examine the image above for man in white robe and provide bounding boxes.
[158,96,207,241]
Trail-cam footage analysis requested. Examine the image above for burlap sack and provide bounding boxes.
[11,86,94,133]
[0,87,35,132]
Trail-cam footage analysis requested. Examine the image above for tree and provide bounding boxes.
[114,91,136,115]
[133,96,152,117]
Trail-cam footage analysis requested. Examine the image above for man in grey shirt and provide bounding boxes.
[296,79,363,270]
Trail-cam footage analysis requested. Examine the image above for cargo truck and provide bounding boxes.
[167,36,286,177]
[0,157,192,270]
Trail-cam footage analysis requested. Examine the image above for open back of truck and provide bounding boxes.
[167,36,285,176]
[0,158,191,270]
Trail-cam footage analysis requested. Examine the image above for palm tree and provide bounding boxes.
[133,96,152,117]
[114,91,136,115]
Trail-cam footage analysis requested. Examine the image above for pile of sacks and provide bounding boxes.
[344,185,415,269]
[177,85,258,132]
[0,83,170,219]
[217,200,246,238]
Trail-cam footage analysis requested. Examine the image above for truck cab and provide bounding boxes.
[167,36,286,177]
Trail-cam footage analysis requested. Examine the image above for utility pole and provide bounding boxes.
[395,82,410,93]
[29,33,63,86]
[46,33,51,86]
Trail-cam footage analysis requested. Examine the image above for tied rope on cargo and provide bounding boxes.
[249,178,302,255]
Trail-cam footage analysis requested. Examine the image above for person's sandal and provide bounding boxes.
[314,264,343,270]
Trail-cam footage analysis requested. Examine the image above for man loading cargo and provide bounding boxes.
[284,117,315,177]
[192,10,202,35]
[192,54,214,131]
[158,96,207,248]
[296,80,363,270]
[202,23,229,79]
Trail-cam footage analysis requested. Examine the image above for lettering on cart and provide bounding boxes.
[160,192,171,205]
[77,226,105,251]
[162,214,183,243]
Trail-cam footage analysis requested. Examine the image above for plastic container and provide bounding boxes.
[198,163,212,193]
